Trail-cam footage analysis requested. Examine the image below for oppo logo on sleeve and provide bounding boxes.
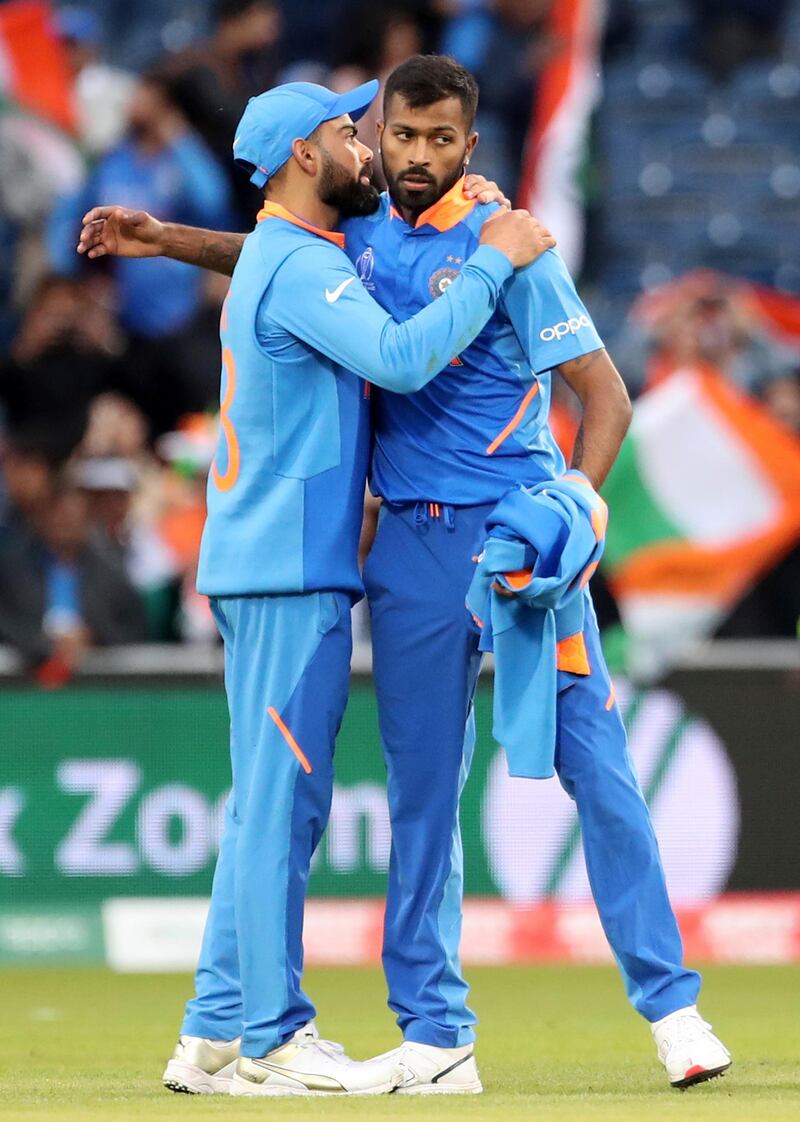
[539,314,592,342]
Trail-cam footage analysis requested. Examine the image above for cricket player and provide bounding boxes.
[77,76,546,1098]
[78,57,731,1094]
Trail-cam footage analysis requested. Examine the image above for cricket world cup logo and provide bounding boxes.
[355,247,376,290]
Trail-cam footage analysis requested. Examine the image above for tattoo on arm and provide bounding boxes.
[561,349,604,379]
[197,232,245,277]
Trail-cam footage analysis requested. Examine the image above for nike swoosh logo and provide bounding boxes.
[325,276,356,303]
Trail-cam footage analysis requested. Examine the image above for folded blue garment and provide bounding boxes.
[466,472,607,778]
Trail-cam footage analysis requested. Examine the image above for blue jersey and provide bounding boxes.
[341,182,603,505]
[197,203,513,598]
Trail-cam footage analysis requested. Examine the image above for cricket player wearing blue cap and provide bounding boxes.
[85,78,549,1097]
[78,59,730,1098]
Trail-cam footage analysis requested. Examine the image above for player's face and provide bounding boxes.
[379,95,478,216]
[314,115,380,218]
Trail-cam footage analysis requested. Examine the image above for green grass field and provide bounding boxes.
[2,965,798,1121]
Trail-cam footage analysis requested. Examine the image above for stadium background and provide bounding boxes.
[0,0,799,995]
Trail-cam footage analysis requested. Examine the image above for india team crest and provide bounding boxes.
[428,266,460,298]
[355,247,376,290]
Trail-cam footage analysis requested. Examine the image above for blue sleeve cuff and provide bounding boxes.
[464,244,514,291]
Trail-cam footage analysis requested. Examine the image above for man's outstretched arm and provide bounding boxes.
[76,176,512,277]
[77,207,245,277]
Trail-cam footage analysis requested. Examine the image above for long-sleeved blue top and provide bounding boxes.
[196,203,513,598]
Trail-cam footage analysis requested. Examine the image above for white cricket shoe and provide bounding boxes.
[162,1035,239,1094]
[230,1023,403,1096]
[651,1005,732,1089]
[371,1041,483,1095]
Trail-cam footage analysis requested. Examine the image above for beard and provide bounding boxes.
[384,152,468,217]
[318,150,381,218]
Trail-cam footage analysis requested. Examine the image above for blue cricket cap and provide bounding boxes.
[232,79,379,188]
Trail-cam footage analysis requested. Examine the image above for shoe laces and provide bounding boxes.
[676,1013,712,1038]
[313,1037,347,1059]
[295,1028,346,1061]
[660,1012,712,1055]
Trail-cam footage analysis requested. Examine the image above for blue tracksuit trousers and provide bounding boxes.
[364,501,700,1046]
[181,591,352,1057]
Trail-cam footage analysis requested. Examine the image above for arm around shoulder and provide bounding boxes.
[263,241,513,393]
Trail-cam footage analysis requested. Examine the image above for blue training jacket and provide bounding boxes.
[197,202,513,598]
[465,474,608,778]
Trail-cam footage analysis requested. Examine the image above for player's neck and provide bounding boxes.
[389,170,466,228]
[395,202,429,227]
[390,190,448,228]
[265,182,339,233]
[383,179,432,226]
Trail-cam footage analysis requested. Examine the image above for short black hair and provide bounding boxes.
[383,54,479,130]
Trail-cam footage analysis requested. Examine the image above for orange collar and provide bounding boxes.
[256,201,346,248]
[412,176,476,233]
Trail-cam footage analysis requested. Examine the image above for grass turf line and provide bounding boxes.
[1,964,798,1120]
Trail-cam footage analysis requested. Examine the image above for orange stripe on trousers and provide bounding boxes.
[267,707,313,774]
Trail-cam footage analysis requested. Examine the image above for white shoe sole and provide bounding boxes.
[162,1059,235,1094]
[395,1079,483,1095]
[671,1061,732,1090]
[230,1073,399,1097]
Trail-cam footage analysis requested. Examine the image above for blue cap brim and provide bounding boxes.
[324,79,380,125]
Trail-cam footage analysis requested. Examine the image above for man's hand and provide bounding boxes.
[77,207,165,260]
[77,209,245,276]
[463,173,512,209]
[479,209,556,269]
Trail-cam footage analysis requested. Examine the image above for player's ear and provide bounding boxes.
[465,131,479,165]
[291,137,318,178]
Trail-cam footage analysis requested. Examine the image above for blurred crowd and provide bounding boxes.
[1,0,799,679]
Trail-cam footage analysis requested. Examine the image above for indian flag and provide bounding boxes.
[517,0,605,275]
[0,0,75,134]
[602,366,800,676]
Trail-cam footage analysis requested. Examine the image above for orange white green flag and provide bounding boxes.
[0,0,75,134]
[517,0,605,275]
[602,366,800,677]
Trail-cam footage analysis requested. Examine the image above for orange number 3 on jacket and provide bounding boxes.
[211,347,240,492]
